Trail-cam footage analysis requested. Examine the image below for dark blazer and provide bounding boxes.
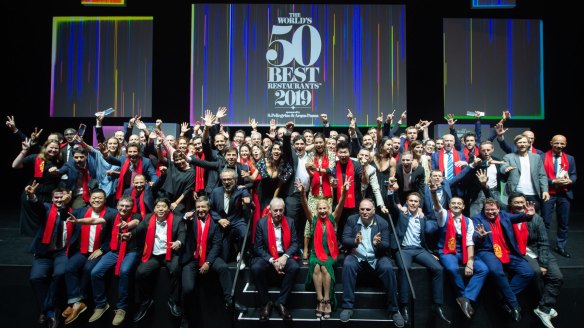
[525,214,553,269]
[134,213,186,258]
[392,210,432,251]
[27,200,79,255]
[253,216,298,263]
[472,210,532,257]
[68,206,118,254]
[105,155,159,185]
[394,165,426,208]
[541,152,577,200]
[422,165,474,215]
[342,214,391,256]
[180,216,223,266]
[122,185,155,215]
[335,159,363,208]
[209,187,251,223]
[58,162,99,193]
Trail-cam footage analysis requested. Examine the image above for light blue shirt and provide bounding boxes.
[355,217,377,268]
[402,212,422,247]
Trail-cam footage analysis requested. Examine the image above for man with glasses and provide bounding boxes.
[339,199,404,327]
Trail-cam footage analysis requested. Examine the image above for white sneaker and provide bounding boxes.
[534,307,554,328]
[550,308,558,318]
[239,261,246,270]
[236,252,242,262]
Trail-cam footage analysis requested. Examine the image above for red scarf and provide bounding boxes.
[34,156,45,178]
[267,213,290,259]
[131,189,147,218]
[195,152,206,192]
[512,222,529,255]
[488,215,510,263]
[42,205,72,246]
[142,212,174,262]
[438,149,462,177]
[311,154,332,197]
[80,167,91,203]
[80,207,105,254]
[543,151,569,194]
[313,215,338,261]
[336,160,355,208]
[194,214,211,267]
[404,139,410,152]
[463,147,479,160]
[443,211,468,263]
[531,147,537,154]
[116,157,143,200]
[110,213,132,275]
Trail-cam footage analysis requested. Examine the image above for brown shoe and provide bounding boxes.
[112,309,126,326]
[62,306,73,318]
[88,303,110,323]
[65,302,87,325]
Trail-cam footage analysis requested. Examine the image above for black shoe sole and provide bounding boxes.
[133,300,153,322]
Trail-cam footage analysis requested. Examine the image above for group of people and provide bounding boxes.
[6,107,575,328]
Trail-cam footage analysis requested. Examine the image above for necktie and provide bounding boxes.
[446,151,454,180]
[553,155,559,175]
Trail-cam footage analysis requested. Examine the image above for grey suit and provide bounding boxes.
[501,152,548,199]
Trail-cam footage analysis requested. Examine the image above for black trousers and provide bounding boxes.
[524,254,564,311]
[251,257,299,305]
[135,254,181,303]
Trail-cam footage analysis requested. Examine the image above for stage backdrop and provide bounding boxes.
[190,3,407,126]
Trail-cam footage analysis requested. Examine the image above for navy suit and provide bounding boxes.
[541,152,577,249]
[341,214,398,312]
[210,187,251,260]
[472,210,535,308]
[432,149,467,197]
[251,216,299,305]
[422,165,474,217]
[394,165,426,209]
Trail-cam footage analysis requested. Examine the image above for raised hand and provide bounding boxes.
[495,123,508,136]
[346,108,354,121]
[343,176,353,191]
[386,110,396,124]
[475,169,488,186]
[21,137,32,151]
[216,106,228,120]
[135,119,147,131]
[355,231,363,245]
[319,113,328,122]
[250,118,258,131]
[5,115,17,132]
[445,113,457,127]
[156,119,163,131]
[30,127,43,143]
[24,180,40,196]
[66,213,78,223]
[294,178,304,193]
[180,122,190,134]
[372,232,382,246]
[377,113,384,125]
[475,224,491,238]
[398,110,407,123]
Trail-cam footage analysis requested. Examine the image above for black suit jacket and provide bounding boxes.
[342,214,391,256]
[209,187,251,223]
[181,215,223,265]
[394,165,426,207]
[253,216,298,263]
[134,213,186,259]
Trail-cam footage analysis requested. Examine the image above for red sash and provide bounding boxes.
[512,222,529,255]
[531,147,537,154]
[131,189,146,218]
[488,215,510,263]
[110,213,132,275]
[42,205,72,245]
[80,167,91,203]
[116,158,143,200]
[443,211,468,263]
[543,151,569,194]
[267,214,290,259]
[142,212,174,262]
[313,215,338,261]
[336,160,355,208]
[438,149,462,176]
[80,207,105,254]
[311,155,332,197]
[195,152,206,192]
[194,214,211,267]
[34,156,45,179]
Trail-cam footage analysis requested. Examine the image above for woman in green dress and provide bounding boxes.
[296,176,350,319]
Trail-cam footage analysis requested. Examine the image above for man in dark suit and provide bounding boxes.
[251,197,299,322]
[389,192,450,325]
[472,197,536,322]
[422,166,474,217]
[209,169,251,262]
[339,199,404,326]
[58,147,99,209]
[431,134,467,197]
[540,135,577,258]
[25,184,75,328]
[132,197,186,322]
[501,134,549,212]
[394,151,426,208]
[181,195,246,327]
[508,192,563,328]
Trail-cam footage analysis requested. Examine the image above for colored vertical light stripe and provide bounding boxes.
[391,25,394,101]
[539,20,544,118]
[470,19,473,84]
[377,24,380,115]
[190,4,195,122]
[443,32,447,106]
[506,20,513,113]
[229,4,234,119]
[96,21,101,113]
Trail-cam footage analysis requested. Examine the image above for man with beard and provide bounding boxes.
[57,146,99,209]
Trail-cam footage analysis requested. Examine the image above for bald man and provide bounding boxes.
[541,135,577,258]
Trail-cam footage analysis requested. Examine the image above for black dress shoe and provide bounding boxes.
[47,316,59,328]
[555,247,571,258]
[133,299,154,322]
[275,303,293,320]
[456,297,473,319]
[259,302,273,322]
[37,314,47,324]
[433,305,451,325]
[168,298,183,317]
[503,304,521,322]
[399,305,409,324]
[225,299,248,313]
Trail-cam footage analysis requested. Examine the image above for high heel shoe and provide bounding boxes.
[315,299,323,318]
[322,299,331,320]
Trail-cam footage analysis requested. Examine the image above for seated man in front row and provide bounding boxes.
[339,199,405,327]
[251,197,299,322]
